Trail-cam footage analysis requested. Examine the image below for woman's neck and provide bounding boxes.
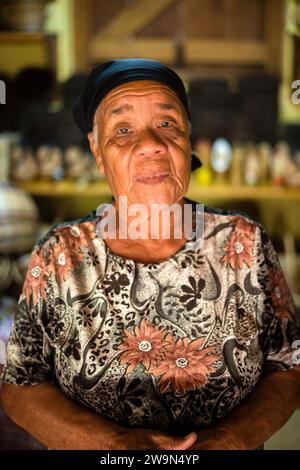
[103,197,189,263]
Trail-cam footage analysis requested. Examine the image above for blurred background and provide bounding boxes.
[0,0,300,450]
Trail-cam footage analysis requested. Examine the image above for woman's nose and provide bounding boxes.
[134,129,168,158]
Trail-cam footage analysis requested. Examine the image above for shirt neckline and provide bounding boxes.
[98,197,198,268]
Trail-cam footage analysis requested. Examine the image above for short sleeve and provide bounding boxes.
[256,226,300,374]
[1,244,55,385]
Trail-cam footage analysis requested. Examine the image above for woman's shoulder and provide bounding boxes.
[206,205,261,231]
[34,210,99,251]
[186,197,263,235]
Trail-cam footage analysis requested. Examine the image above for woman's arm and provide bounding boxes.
[0,382,197,450]
[192,365,300,450]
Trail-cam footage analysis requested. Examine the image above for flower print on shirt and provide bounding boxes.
[118,320,220,393]
[149,335,220,394]
[269,269,294,321]
[103,272,130,295]
[230,216,256,237]
[57,222,97,263]
[179,276,206,311]
[222,232,254,269]
[222,216,256,270]
[22,249,48,305]
[117,319,169,373]
[48,243,75,283]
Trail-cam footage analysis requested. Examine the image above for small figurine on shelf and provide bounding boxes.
[210,138,232,184]
[230,143,244,186]
[257,142,272,184]
[64,145,89,180]
[10,145,39,181]
[270,141,292,186]
[193,138,213,186]
[243,145,260,186]
[85,152,105,181]
[294,150,300,168]
[37,145,63,181]
[0,133,20,181]
[50,147,65,181]
[36,146,51,179]
[283,149,300,187]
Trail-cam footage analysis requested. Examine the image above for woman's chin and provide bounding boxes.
[130,179,183,206]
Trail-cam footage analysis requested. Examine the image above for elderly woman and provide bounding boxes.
[1,59,300,450]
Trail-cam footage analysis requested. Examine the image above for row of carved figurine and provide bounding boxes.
[10,144,104,182]
[193,138,300,187]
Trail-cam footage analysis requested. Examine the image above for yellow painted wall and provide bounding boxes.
[0,42,47,77]
[44,0,75,82]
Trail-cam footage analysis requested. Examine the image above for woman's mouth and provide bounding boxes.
[135,172,170,185]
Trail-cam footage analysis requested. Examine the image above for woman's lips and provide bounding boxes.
[135,172,170,185]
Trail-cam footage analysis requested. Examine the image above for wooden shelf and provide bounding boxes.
[187,182,300,201]
[14,179,300,201]
[14,179,110,197]
[0,31,46,42]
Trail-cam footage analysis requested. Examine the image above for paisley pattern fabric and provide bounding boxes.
[2,199,299,434]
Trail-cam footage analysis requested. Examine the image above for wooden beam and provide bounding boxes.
[185,39,267,65]
[93,0,177,40]
[73,0,92,72]
[89,38,175,63]
[90,37,267,66]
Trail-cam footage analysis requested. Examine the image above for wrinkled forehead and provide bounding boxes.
[96,80,188,120]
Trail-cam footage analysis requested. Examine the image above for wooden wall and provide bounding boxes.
[73,0,284,78]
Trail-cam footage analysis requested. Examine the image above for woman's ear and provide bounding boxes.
[87,131,105,174]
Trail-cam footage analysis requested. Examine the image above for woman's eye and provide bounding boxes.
[160,121,172,128]
[117,127,130,134]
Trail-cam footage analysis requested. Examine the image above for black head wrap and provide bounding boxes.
[73,58,201,170]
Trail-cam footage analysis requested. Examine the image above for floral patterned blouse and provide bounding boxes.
[2,198,299,435]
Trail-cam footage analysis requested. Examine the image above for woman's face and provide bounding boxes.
[88,80,191,207]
